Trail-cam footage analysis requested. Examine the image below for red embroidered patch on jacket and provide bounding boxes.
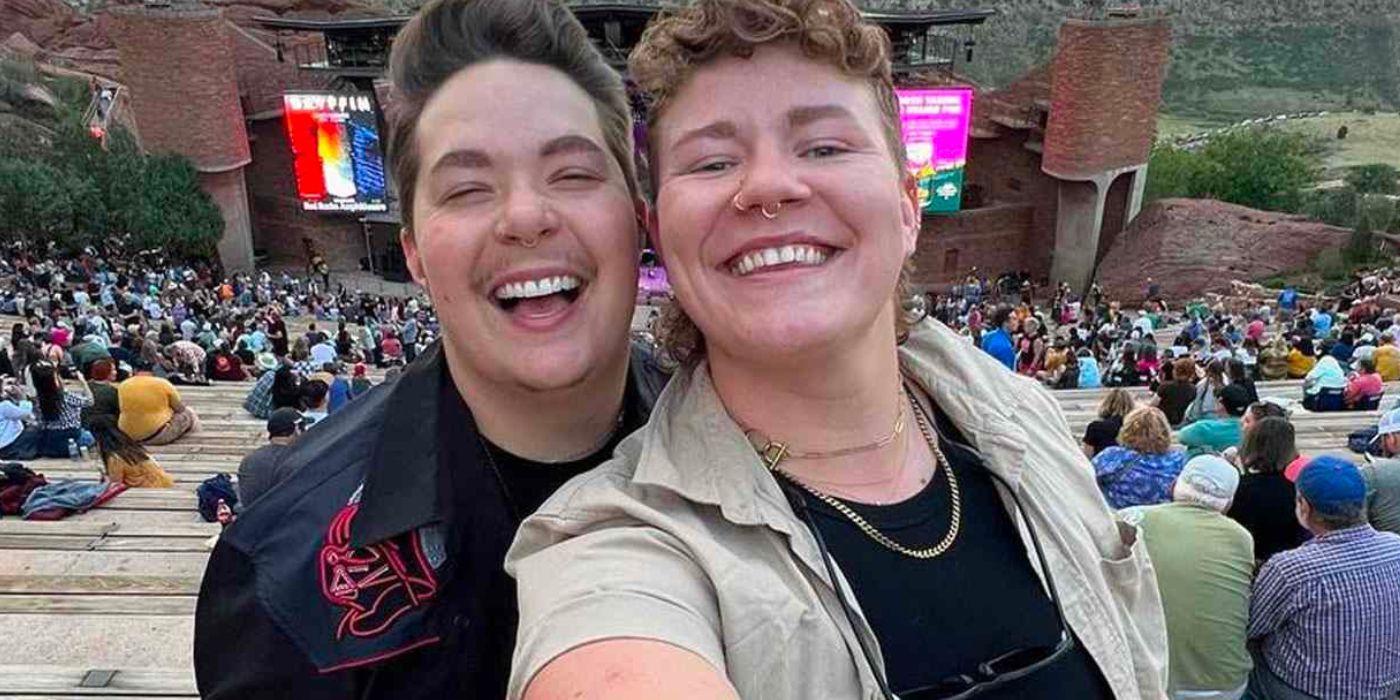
[318,502,439,640]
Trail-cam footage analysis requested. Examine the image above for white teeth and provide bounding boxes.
[493,275,583,300]
[730,244,830,277]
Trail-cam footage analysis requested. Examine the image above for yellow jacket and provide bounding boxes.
[1376,345,1400,382]
[1288,350,1317,379]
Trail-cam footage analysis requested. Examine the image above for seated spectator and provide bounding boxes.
[88,415,173,488]
[0,378,37,460]
[380,330,404,367]
[1082,387,1135,458]
[1362,408,1400,535]
[1375,332,1400,381]
[1227,417,1310,564]
[1328,331,1356,366]
[270,366,303,412]
[69,335,111,377]
[1258,336,1290,381]
[1179,384,1250,454]
[242,364,278,419]
[1093,406,1187,509]
[206,342,248,382]
[349,363,372,398]
[79,358,120,430]
[1153,357,1198,428]
[321,363,351,414]
[1227,359,1258,404]
[309,338,337,368]
[1185,359,1228,425]
[30,362,94,457]
[236,407,305,508]
[118,371,200,446]
[1123,455,1253,700]
[300,380,329,426]
[1343,356,1384,409]
[1302,355,1348,411]
[1246,456,1400,700]
[1054,350,1080,390]
[1036,339,1069,386]
[1286,338,1316,379]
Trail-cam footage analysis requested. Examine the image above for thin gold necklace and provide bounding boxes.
[743,394,905,467]
[762,388,962,560]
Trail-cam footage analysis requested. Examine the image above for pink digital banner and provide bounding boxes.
[896,87,973,213]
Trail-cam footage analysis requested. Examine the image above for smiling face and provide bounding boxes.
[402,60,640,392]
[650,43,918,364]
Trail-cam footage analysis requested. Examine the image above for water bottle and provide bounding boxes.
[67,438,79,461]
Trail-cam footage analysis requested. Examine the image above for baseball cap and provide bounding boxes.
[1177,455,1240,502]
[1376,408,1400,440]
[267,407,306,438]
[1295,456,1367,516]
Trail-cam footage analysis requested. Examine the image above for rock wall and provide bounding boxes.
[1095,198,1353,302]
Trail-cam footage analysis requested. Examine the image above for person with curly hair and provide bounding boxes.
[507,2,1168,697]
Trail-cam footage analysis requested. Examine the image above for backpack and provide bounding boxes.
[196,473,239,523]
[1348,427,1387,457]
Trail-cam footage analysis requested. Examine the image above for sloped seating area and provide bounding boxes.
[0,318,386,698]
[0,355,1383,696]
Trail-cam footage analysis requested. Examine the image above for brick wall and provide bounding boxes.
[1043,17,1170,179]
[110,5,249,172]
[962,130,1060,280]
[912,203,1035,287]
[245,117,366,271]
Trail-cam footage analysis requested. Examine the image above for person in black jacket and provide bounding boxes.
[193,1,667,697]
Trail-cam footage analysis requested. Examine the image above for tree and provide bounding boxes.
[1144,129,1319,211]
[0,159,76,242]
[1194,129,1319,211]
[1345,164,1400,195]
[132,154,223,257]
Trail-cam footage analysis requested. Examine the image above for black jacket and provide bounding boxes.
[194,341,668,699]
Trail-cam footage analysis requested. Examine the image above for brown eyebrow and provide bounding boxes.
[428,149,492,176]
[669,120,739,152]
[540,134,606,159]
[787,104,858,129]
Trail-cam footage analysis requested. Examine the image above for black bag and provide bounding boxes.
[1348,427,1386,457]
[196,473,239,523]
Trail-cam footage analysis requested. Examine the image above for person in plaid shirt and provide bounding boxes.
[1246,456,1400,700]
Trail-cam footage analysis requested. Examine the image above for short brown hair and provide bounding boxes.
[631,0,915,365]
[386,0,638,234]
[1118,406,1172,455]
[1172,357,1196,383]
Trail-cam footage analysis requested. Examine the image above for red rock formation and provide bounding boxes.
[1096,198,1353,302]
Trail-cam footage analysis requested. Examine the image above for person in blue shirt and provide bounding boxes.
[1178,384,1251,455]
[1312,308,1333,338]
[979,306,1016,371]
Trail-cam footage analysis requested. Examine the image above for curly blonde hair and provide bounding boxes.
[1118,406,1173,455]
[631,0,917,366]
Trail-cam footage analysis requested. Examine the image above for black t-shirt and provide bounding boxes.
[1082,415,1123,457]
[435,368,650,699]
[1155,381,1196,426]
[1226,472,1310,563]
[804,403,1112,699]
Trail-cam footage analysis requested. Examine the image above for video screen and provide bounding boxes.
[283,92,388,213]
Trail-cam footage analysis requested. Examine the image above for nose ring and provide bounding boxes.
[733,190,782,220]
[518,229,547,248]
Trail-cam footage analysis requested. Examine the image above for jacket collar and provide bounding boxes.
[631,319,1034,533]
[348,341,452,549]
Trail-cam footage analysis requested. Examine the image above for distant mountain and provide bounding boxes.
[29,0,1398,121]
[874,0,1400,121]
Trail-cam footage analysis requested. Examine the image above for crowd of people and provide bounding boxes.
[924,267,1400,698]
[0,237,423,491]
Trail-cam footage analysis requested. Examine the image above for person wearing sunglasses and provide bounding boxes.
[506,1,1168,698]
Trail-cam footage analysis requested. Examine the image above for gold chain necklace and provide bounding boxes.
[762,388,962,560]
